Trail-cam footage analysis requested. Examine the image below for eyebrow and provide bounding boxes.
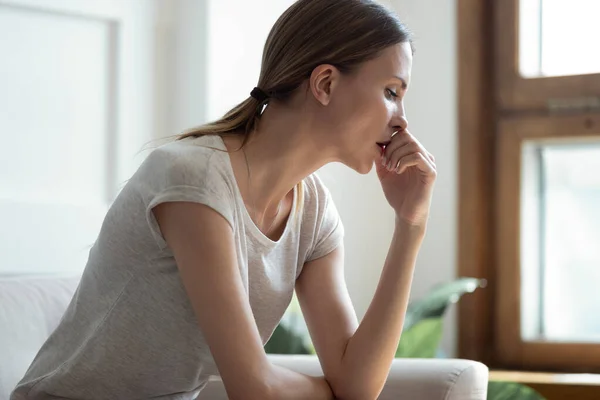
[394,76,408,90]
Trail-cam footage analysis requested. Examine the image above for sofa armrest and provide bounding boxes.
[196,355,488,400]
[377,357,488,400]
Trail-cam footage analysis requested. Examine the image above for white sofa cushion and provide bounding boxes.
[0,274,81,400]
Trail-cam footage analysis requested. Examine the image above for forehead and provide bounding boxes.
[357,42,412,83]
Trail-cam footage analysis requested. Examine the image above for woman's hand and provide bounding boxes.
[376,129,437,227]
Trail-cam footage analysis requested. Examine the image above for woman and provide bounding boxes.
[12,0,436,399]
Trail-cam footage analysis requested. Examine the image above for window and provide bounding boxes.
[521,142,600,343]
[519,0,600,78]
[458,0,600,371]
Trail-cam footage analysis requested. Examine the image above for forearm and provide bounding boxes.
[336,220,425,399]
[266,363,334,400]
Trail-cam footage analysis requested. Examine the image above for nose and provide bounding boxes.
[391,104,408,132]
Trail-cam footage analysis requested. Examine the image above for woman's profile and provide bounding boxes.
[11,0,437,399]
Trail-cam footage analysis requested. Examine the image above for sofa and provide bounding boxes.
[0,274,488,400]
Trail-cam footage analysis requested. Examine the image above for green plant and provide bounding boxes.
[264,291,312,355]
[265,277,546,400]
[487,381,547,400]
[263,323,311,354]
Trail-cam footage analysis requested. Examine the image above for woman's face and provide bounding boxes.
[316,42,412,174]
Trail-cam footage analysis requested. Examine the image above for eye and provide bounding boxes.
[385,88,399,100]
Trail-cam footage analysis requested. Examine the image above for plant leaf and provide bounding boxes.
[487,381,547,400]
[264,293,312,354]
[264,323,311,354]
[396,318,443,358]
[404,277,486,331]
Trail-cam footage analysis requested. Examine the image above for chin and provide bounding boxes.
[340,151,377,174]
[355,161,374,175]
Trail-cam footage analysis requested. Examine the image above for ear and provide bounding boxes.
[309,64,340,106]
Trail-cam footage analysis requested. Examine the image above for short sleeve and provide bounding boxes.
[306,184,345,262]
[133,142,236,251]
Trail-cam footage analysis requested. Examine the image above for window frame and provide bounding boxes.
[457,0,496,366]
[496,113,600,371]
[458,0,600,372]
[495,0,600,111]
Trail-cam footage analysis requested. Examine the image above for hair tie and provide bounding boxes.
[250,87,269,102]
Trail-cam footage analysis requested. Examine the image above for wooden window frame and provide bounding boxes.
[458,0,600,372]
[496,113,600,371]
[495,0,600,111]
[457,0,496,366]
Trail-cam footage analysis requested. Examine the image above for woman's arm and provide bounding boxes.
[297,129,436,400]
[336,220,423,398]
[296,221,423,400]
[154,202,334,400]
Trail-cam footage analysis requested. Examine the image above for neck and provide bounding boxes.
[225,101,334,218]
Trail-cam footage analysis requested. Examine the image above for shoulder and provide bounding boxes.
[300,172,344,262]
[130,135,235,204]
[302,171,332,204]
[143,135,225,174]
[138,135,230,182]
[301,171,338,223]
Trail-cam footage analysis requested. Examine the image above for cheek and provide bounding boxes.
[352,98,391,138]
[330,90,389,147]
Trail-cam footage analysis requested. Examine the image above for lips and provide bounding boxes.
[376,140,391,150]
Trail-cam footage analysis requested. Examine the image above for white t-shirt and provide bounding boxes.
[12,134,344,400]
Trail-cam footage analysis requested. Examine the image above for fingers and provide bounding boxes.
[395,152,437,178]
[383,130,436,172]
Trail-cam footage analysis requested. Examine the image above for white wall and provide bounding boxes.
[153,0,209,138]
[0,0,157,274]
[205,0,295,121]
[165,0,458,356]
